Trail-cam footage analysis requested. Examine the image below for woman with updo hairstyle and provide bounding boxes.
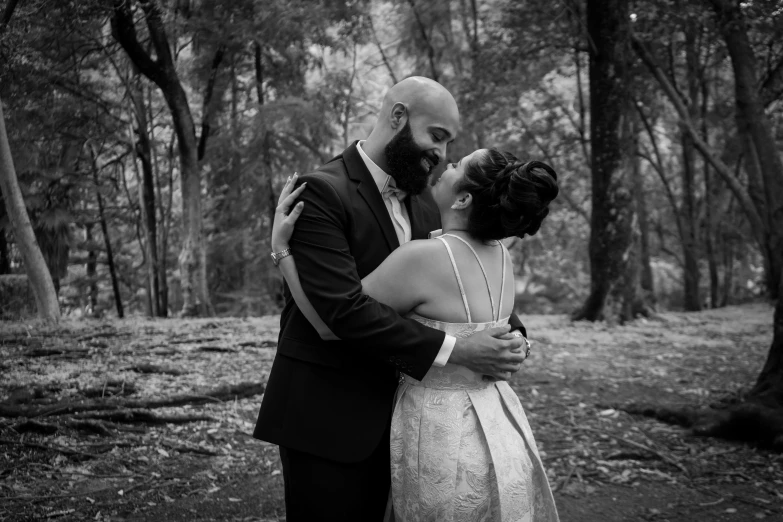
[456,149,559,242]
[271,148,560,521]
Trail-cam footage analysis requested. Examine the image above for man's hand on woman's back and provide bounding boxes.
[449,325,527,381]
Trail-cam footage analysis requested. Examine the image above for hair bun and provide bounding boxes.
[500,160,559,239]
[455,149,559,242]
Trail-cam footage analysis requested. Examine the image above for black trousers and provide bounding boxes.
[278,428,391,521]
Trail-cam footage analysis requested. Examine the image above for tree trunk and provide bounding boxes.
[85,224,98,316]
[0,196,10,274]
[0,101,60,322]
[704,162,720,308]
[572,0,635,322]
[701,0,783,447]
[720,215,734,307]
[751,274,783,407]
[632,127,655,309]
[130,73,161,317]
[111,0,212,316]
[680,130,701,311]
[709,0,783,301]
[679,26,703,311]
[701,75,719,308]
[158,135,176,317]
[636,171,654,298]
[90,148,123,318]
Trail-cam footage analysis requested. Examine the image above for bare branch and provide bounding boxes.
[631,36,765,237]
[369,15,397,84]
[406,0,439,81]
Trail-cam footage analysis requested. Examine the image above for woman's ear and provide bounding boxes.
[450,192,473,210]
[390,102,407,130]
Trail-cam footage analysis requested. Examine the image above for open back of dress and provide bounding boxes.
[389,234,559,522]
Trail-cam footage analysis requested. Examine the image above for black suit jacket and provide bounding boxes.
[253,142,526,463]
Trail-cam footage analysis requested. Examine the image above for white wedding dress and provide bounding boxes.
[388,235,559,522]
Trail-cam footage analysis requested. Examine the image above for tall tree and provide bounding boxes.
[0,101,60,322]
[708,0,783,301]
[111,0,213,316]
[707,0,783,424]
[572,0,637,321]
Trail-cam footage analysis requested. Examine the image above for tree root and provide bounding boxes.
[613,401,783,451]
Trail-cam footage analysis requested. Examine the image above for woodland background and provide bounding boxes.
[1,0,779,321]
[2,1,783,520]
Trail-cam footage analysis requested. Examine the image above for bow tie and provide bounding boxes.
[382,184,407,201]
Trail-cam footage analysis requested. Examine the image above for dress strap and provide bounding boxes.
[441,234,501,322]
[435,236,472,322]
[498,242,508,322]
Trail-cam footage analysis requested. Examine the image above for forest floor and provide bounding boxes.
[0,303,781,522]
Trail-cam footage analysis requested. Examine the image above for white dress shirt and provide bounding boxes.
[356,141,456,367]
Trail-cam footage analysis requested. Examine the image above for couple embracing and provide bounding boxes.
[254,77,560,521]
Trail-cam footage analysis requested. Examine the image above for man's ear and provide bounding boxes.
[450,192,473,210]
[390,102,407,130]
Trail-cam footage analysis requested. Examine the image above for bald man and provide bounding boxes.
[254,77,528,520]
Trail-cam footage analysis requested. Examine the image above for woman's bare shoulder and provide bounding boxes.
[382,239,450,281]
[391,238,448,260]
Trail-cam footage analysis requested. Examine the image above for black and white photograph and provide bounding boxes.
[1,0,782,520]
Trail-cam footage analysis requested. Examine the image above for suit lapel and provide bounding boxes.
[343,142,400,251]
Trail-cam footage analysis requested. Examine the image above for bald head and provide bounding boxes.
[363,77,460,182]
[379,76,459,126]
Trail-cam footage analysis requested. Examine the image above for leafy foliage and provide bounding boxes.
[0,0,780,316]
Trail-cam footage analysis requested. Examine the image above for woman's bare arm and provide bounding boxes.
[278,255,339,340]
[271,174,338,341]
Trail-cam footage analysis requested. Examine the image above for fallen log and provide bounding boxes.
[71,410,215,424]
[123,363,185,376]
[0,382,265,419]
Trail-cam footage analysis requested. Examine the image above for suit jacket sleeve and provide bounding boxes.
[289,174,443,380]
[509,314,527,338]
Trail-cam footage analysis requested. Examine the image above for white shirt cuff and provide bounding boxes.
[432,335,456,367]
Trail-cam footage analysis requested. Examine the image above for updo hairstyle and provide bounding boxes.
[456,149,559,241]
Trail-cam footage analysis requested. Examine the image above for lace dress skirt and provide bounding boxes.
[389,315,559,522]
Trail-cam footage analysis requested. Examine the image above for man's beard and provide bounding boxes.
[384,121,437,195]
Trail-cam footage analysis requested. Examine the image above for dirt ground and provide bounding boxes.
[1,303,781,521]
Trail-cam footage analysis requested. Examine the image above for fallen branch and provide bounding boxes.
[70,410,215,424]
[169,337,221,344]
[0,382,265,418]
[554,464,578,492]
[76,331,127,343]
[0,438,100,459]
[13,419,58,435]
[696,486,781,514]
[123,363,185,376]
[198,346,236,353]
[161,439,219,456]
[65,419,113,436]
[576,425,691,476]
